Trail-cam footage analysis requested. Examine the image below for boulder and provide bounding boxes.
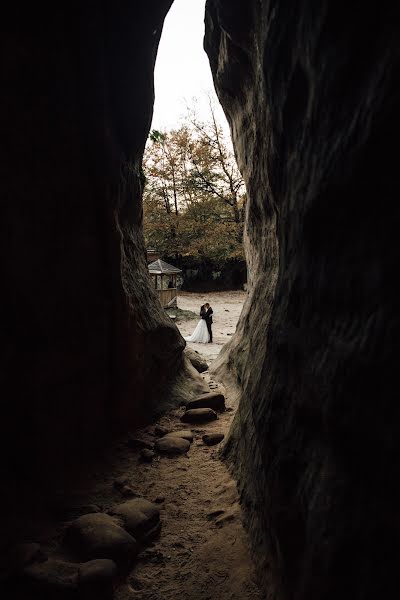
[155,436,191,455]
[202,433,225,446]
[110,498,160,542]
[164,430,194,442]
[186,392,225,412]
[184,347,209,373]
[65,513,138,568]
[127,437,153,450]
[181,408,218,424]
[154,425,169,437]
[78,559,117,599]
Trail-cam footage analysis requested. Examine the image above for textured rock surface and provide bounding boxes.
[155,436,191,455]
[2,2,400,600]
[184,347,209,373]
[164,430,194,442]
[78,559,117,599]
[186,392,225,412]
[0,1,185,488]
[202,433,224,446]
[205,1,400,599]
[140,448,156,462]
[65,513,138,567]
[181,408,218,424]
[110,498,160,541]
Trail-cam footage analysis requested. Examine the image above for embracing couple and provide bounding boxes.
[184,303,213,344]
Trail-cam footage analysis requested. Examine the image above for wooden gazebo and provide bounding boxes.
[146,248,160,264]
[148,259,182,308]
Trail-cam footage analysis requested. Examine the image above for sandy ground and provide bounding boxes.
[176,291,247,362]
[6,291,261,599]
[113,371,261,600]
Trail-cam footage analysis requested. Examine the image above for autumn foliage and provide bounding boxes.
[142,104,246,268]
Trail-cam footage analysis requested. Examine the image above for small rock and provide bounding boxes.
[78,559,117,599]
[154,425,169,437]
[110,498,160,542]
[202,433,225,446]
[120,486,137,498]
[186,392,225,412]
[181,408,218,424]
[207,509,225,519]
[127,437,153,451]
[154,496,165,504]
[113,476,129,490]
[226,407,234,412]
[140,448,155,462]
[184,347,209,373]
[23,559,79,593]
[155,436,191,455]
[164,430,194,442]
[65,513,138,568]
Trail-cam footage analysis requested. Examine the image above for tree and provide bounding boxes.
[142,100,246,266]
[186,98,246,227]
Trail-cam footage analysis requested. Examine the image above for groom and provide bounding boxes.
[203,302,213,343]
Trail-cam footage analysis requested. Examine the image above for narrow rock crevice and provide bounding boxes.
[1,2,399,600]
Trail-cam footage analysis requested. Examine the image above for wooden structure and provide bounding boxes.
[146,248,160,264]
[148,259,182,308]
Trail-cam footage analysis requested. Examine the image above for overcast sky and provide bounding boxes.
[152,0,228,132]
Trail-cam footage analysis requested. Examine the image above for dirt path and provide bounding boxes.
[100,291,259,599]
[112,372,261,600]
[7,291,261,599]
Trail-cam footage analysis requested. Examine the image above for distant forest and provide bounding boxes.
[142,101,246,271]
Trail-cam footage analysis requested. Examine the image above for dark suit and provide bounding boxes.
[204,308,213,342]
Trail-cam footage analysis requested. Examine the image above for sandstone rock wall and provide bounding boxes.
[0,1,184,483]
[206,1,400,598]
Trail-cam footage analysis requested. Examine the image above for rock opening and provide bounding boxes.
[1,2,399,600]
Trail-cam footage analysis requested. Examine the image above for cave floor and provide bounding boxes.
[8,371,260,599]
[111,370,261,600]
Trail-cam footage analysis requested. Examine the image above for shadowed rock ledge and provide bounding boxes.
[0,1,186,488]
[205,1,400,599]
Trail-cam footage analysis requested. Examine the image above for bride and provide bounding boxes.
[184,305,210,343]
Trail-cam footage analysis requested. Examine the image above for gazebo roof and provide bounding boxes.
[148,259,182,275]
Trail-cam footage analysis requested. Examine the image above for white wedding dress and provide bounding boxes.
[184,318,210,343]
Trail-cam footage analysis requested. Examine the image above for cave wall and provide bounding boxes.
[0,1,184,484]
[205,1,400,599]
